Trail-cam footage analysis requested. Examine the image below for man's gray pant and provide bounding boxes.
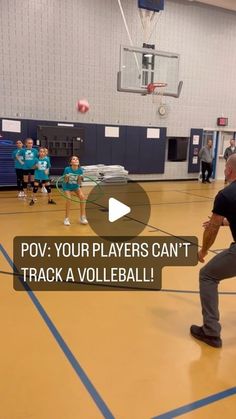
[200,242,236,337]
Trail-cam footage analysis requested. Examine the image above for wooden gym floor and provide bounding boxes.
[0,180,236,419]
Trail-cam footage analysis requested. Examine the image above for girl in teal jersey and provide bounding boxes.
[62,155,88,226]
[40,147,50,193]
[29,148,56,206]
[19,138,38,197]
[12,140,24,197]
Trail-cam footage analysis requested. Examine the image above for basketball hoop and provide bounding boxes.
[147,82,167,94]
[147,82,169,117]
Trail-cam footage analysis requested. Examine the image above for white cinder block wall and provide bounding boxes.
[0,0,236,177]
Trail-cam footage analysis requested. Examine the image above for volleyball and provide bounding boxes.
[76,99,90,113]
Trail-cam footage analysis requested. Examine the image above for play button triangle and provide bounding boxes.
[108,197,131,223]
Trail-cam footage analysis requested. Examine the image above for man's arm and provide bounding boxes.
[198,147,203,159]
[223,147,229,161]
[198,213,224,262]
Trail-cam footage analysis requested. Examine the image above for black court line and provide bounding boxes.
[88,200,198,244]
[0,208,77,216]
[1,270,236,294]
[0,198,211,216]
[0,184,221,200]
[0,187,218,197]
[175,190,214,200]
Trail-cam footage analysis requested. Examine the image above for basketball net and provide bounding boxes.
[147,82,168,113]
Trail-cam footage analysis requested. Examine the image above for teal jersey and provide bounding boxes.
[62,166,84,191]
[43,155,51,165]
[34,157,51,181]
[20,148,38,169]
[12,149,24,169]
[45,155,51,164]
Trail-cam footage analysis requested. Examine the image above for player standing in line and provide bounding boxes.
[29,147,56,206]
[19,138,38,197]
[62,155,88,226]
[40,147,50,193]
[12,140,25,197]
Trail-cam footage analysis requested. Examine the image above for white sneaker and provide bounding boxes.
[64,218,71,226]
[80,216,88,225]
[18,191,23,197]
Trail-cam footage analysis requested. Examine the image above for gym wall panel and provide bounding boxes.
[138,127,166,173]
[81,124,97,166]
[125,127,141,174]
[96,125,113,165]
[110,127,126,165]
[0,118,167,186]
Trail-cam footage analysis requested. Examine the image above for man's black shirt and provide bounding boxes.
[213,180,236,242]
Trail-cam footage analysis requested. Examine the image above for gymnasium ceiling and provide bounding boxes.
[188,0,236,12]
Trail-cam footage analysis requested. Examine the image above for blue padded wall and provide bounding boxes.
[96,125,127,166]
[125,127,141,173]
[138,127,166,173]
[0,118,167,186]
[188,128,203,173]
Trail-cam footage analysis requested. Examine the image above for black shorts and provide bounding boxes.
[34,179,49,184]
[23,169,35,176]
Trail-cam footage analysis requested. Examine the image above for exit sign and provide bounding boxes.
[217,117,228,126]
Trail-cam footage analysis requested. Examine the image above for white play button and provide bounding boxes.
[87,182,151,238]
[108,197,131,223]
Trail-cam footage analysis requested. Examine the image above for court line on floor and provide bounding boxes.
[175,190,214,200]
[0,199,211,216]
[0,244,115,419]
[1,270,236,295]
[161,288,236,295]
[152,387,236,418]
[0,183,218,202]
[0,186,217,199]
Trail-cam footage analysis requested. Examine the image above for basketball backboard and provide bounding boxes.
[117,45,183,97]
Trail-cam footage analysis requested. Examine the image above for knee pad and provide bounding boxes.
[23,182,27,189]
[31,181,35,188]
[33,186,38,193]
[45,185,51,194]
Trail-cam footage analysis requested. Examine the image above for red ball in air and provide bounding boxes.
[76,99,90,113]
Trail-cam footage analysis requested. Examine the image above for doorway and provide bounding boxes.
[215,131,234,180]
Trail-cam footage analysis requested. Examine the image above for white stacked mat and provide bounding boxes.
[82,164,129,184]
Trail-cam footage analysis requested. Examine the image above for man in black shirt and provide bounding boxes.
[190,154,236,348]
